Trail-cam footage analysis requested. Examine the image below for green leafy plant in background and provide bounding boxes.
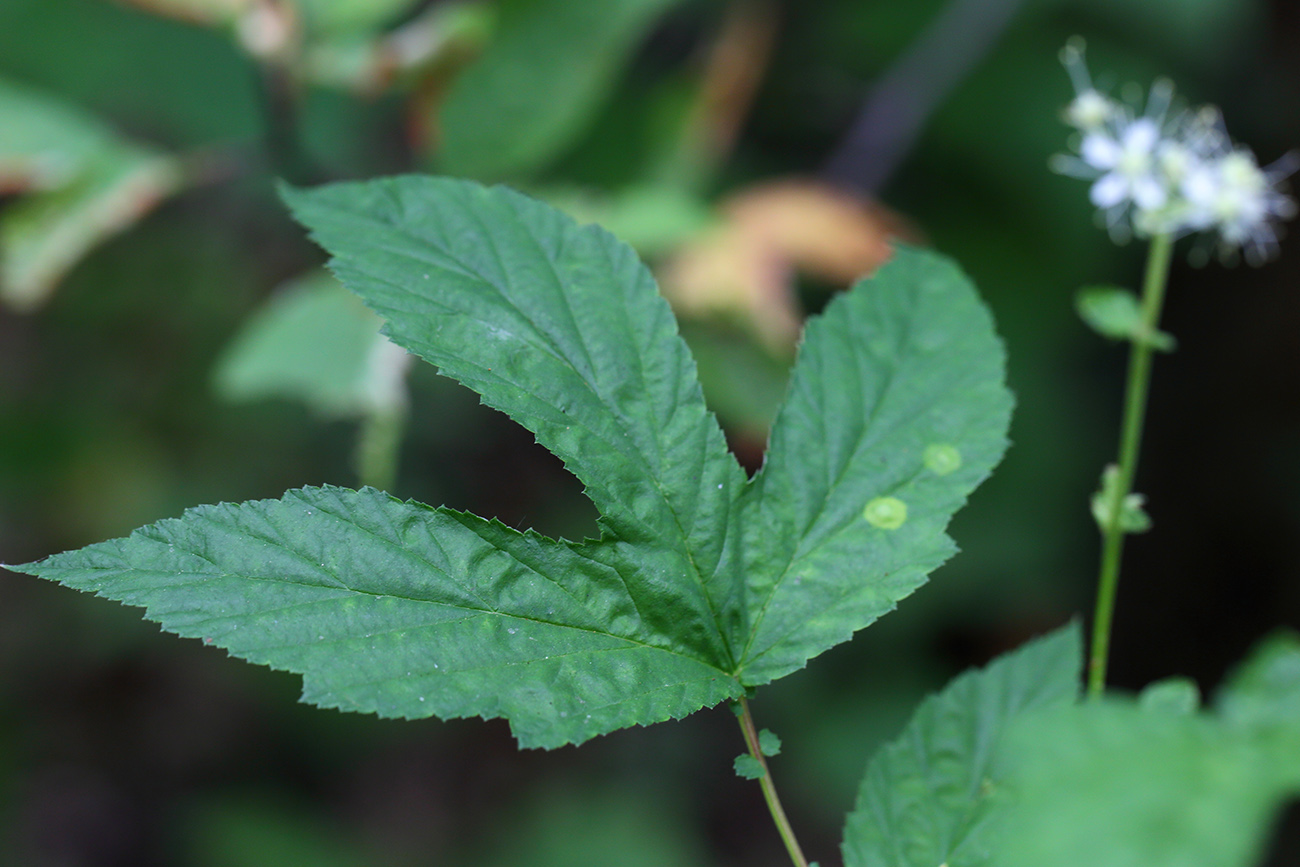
[0,78,186,309]
[6,4,1300,864]
[213,272,412,490]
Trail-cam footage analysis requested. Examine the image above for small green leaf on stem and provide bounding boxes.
[1076,285,1175,351]
[758,728,782,757]
[1091,465,1151,534]
[734,754,766,780]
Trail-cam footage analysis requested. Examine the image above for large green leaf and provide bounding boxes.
[437,0,685,180]
[841,622,1082,867]
[22,485,740,749]
[11,176,1012,748]
[736,248,1013,684]
[990,633,1300,867]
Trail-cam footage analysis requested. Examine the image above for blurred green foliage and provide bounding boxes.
[993,633,1300,867]
[2,0,1298,864]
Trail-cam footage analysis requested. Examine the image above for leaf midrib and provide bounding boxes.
[341,192,738,667]
[737,305,912,669]
[81,492,729,672]
[737,292,992,673]
[70,553,724,668]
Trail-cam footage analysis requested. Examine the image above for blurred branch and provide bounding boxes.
[671,0,778,188]
[303,2,492,95]
[822,0,1024,194]
[110,0,251,27]
[237,0,325,184]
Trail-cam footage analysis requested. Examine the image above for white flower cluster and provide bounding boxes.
[1052,39,1296,265]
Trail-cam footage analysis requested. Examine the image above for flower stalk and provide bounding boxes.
[1056,39,1296,695]
[1087,231,1174,697]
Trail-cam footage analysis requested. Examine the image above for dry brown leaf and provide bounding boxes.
[659,178,907,354]
[111,0,253,27]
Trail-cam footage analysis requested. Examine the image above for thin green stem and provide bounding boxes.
[1088,231,1175,698]
[355,406,407,491]
[736,697,809,867]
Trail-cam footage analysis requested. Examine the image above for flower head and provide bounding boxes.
[1180,140,1299,264]
[1053,39,1295,263]
[1083,117,1167,213]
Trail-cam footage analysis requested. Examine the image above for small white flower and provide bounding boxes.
[1059,38,1114,132]
[1053,39,1295,263]
[1156,140,1197,187]
[1083,118,1167,212]
[1066,90,1114,131]
[1182,150,1297,264]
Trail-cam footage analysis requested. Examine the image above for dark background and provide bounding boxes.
[2,0,1298,864]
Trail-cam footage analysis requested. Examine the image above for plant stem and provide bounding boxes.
[736,697,810,867]
[356,406,407,491]
[1087,231,1174,698]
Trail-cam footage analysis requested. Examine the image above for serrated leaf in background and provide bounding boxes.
[990,633,1300,867]
[0,78,116,189]
[1075,285,1143,340]
[1138,676,1200,715]
[734,246,1014,686]
[841,622,1081,867]
[1216,630,1300,739]
[437,0,686,180]
[543,184,715,258]
[1075,285,1175,351]
[734,754,765,779]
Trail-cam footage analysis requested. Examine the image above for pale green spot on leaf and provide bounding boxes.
[863,497,908,530]
[922,443,962,476]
